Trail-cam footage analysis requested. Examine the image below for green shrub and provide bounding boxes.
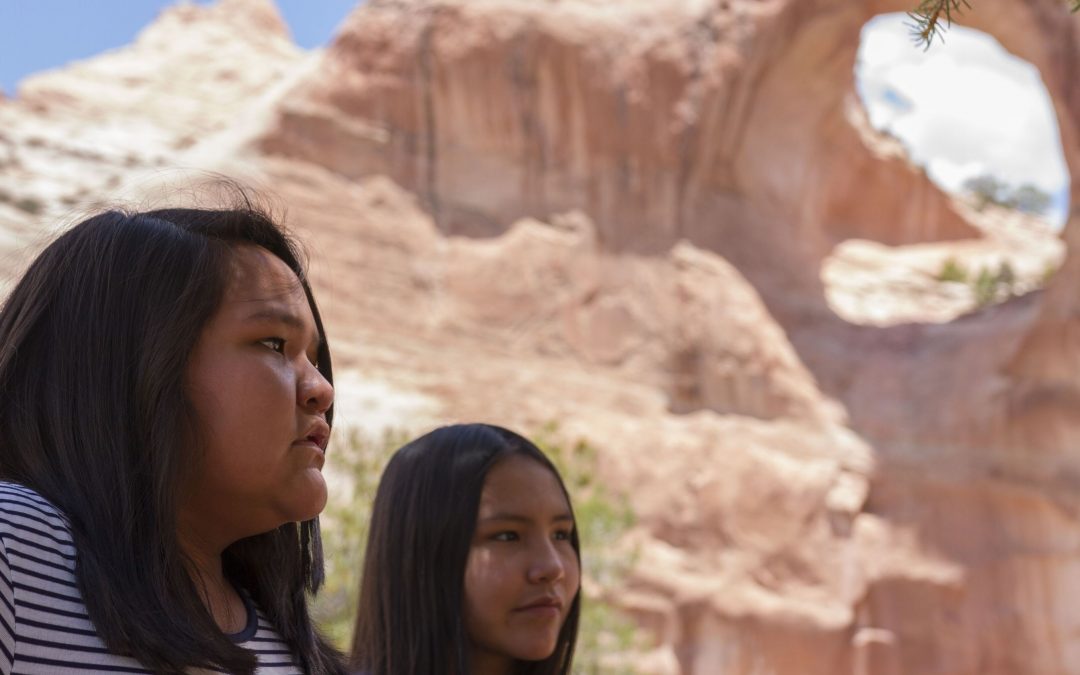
[971,261,1017,308]
[996,261,1016,293]
[972,266,997,307]
[964,174,1006,211]
[1042,261,1059,285]
[938,257,1031,309]
[936,257,968,283]
[1010,184,1053,215]
[963,173,1052,216]
[313,428,405,648]
[533,423,644,674]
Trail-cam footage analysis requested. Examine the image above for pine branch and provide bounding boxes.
[908,0,1080,49]
[907,0,971,49]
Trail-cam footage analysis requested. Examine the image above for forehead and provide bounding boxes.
[478,455,570,515]
[222,245,306,305]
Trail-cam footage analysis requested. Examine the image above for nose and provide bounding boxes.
[527,538,567,585]
[299,361,334,414]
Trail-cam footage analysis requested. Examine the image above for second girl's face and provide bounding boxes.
[180,245,334,548]
[464,455,580,673]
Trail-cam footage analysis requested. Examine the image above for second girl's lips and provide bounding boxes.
[295,419,330,452]
[513,595,563,615]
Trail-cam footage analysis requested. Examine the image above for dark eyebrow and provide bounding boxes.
[243,308,325,352]
[244,307,305,329]
[479,512,575,525]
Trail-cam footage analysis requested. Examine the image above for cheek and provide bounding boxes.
[464,547,516,620]
[194,362,295,432]
[223,359,295,402]
[187,362,300,485]
[464,548,497,605]
[564,550,581,596]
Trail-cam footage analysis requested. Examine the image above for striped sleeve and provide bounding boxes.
[0,483,302,673]
[0,506,16,673]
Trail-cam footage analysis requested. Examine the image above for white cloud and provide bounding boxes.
[856,13,1069,227]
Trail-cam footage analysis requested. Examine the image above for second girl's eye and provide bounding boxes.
[259,337,286,353]
[553,529,573,541]
[492,531,520,542]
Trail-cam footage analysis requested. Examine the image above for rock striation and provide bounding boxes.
[260,0,984,310]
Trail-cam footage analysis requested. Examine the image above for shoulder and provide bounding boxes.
[0,484,114,672]
[0,481,68,519]
[0,481,71,532]
[0,481,75,560]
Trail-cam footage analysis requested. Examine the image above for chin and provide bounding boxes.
[295,497,328,522]
[511,637,560,662]
[282,485,329,523]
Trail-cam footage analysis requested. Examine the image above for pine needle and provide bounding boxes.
[908,0,1080,50]
[906,0,971,49]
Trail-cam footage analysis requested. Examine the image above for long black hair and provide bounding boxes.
[350,423,581,675]
[0,202,346,674]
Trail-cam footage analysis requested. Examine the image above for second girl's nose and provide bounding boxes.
[527,539,567,584]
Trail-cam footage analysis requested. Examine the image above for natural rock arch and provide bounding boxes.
[260,1,1079,328]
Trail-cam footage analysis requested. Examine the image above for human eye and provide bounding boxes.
[492,531,520,542]
[258,337,286,354]
[553,526,574,541]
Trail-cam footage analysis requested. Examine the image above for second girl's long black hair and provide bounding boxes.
[0,203,346,674]
[351,423,581,675]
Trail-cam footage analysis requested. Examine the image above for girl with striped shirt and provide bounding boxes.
[0,201,347,674]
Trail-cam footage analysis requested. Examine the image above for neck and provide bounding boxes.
[177,525,247,634]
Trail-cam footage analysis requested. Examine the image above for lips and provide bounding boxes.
[514,596,563,613]
[296,419,330,452]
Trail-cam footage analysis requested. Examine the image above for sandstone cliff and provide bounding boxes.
[260,0,985,316]
[2,0,1080,673]
[253,4,1080,669]
[0,0,309,265]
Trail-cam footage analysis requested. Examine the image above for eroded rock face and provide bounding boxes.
[17,0,298,139]
[4,0,1080,673]
[259,0,985,310]
[0,0,310,256]
[429,215,841,422]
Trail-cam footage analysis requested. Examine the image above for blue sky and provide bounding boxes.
[0,0,361,94]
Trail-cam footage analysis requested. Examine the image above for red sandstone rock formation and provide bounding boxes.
[0,0,308,256]
[255,5,1080,669]
[2,0,1080,673]
[259,0,982,308]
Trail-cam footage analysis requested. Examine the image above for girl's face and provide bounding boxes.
[179,245,334,549]
[463,455,580,674]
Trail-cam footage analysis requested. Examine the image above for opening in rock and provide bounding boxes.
[821,14,1068,326]
[855,13,1069,229]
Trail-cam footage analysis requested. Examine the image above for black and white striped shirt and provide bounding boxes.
[0,481,304,674]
